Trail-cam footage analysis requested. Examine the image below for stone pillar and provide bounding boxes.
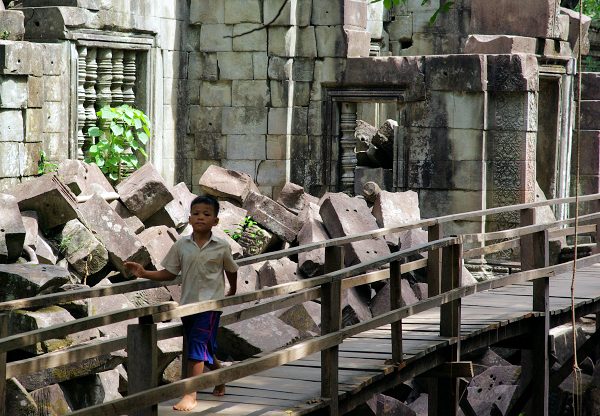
[96,48,113,108]
[123,50,136,105]
[339,101,357,194]
[84,47,98,135]
[77,46,87,160]
[111,49,124,106]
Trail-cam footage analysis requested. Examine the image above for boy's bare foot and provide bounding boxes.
[212,384,226,396]
[173,394,197,411]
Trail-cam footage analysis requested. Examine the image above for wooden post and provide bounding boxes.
[127,315,158,416]
[594,218,600,254]
[520,208,549,416]
[0,313,7,416]
[429,242,462,416]
[321,246,343,416]
[427,224,443,297]
[390,260,403,364]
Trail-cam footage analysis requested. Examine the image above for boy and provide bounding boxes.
[124,195,238,412]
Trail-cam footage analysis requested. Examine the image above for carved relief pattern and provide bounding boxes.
[123,50,136,105]
[339,102,358,194]
[110,49,124,106]
[77,46,87,160]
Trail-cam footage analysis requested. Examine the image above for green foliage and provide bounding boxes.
[84,104,150,183]
[0,30,10,40]
[583,56,600,72]
[225,216,261,241]
[37,151,58,175]
[371,0,453,24]
[577,0,600,20]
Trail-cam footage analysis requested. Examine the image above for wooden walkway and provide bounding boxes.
[157,264,600,415]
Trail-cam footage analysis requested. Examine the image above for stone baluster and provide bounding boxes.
[96,48,113,109]
[77,46,87,160]
[339,102,358,194]
[122,50,136,105]
[111,49,124,106]
[84,47,98,139]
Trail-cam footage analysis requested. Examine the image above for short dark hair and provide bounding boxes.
[190,195,219,216]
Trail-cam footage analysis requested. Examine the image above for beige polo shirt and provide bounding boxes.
[161,233,239,305]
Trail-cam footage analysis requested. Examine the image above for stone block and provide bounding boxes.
[268,107,308,135]
[233,23,267,51]
[222,106,268,134]
[188,105,222,133]
[194,133,226,160]
[267,56,293,80]
[44,101,68,133]
[341,287,372,326]
[56,159,114,196]
[419,189,484,219]
[370,279,419,317]
[0,109,24,142]
[31,384,71,416]
[145,182,196,230]
[224,0,261,23]
[354,168,393,196]
[217,51,254,79]
[188,52,218,81]
[542,39,572,58]
[580,100,600,130]
[270,80,310,107]
[137,225,177,269]
[278,301,321,334]
[220,160,257,180]
[319,193,390,266]
[27,75,43,108]
[344,0,367,29]
[43,75,64,102]
[256,160,286,186]
[276,182,318,214]
[190,0,224,24]
[425,55,486,92]
[78,195,150,275]
[464,34,537,54]
[0,193,25,263]
[387,14,412,41]
[0,142,20,176]
[0,40,32,75]
[409,159,484,190]
[345,28,371,57]
[0,263,70,301]
[315,25,346,57]
[0,75,27,108]
[257,257,300,288]
[581,73,600,100]
[162,50,187,80]
[21,141,42,176]
[108,200,145,234]
[9,174,78,230]
[199,81,231,107]
[268,26,317,57]
[243,191,302,242]
[25,107,43,141]
[487,91,538,132]
[0,10,25,41]
[405,127,484,162]
[253,51,268,79]
[232,80,269,107]
[200,24,232,51]
[372,190,421,248]
[311,0,343,25]
[561,7,591,55]
[471,0,561,38]
[116,163,173,222]
[42,43,65,76]
[227,134,266,160]
[263,0,312,26]
[199,164,260,203]
[21,210,38,248]
[60,219,109,277]
[297,202,328,277]
[486,54,539,92]
[266,135,287,159]
[405,92,485,129]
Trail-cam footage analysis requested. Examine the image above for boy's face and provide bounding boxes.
[189,202,219,233]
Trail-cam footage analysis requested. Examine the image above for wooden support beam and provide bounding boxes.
[321,246,343,416]
[421,361,473,378]
[127,316,158,416]
[520,208,549,416]
[427,224,443,297]
[0,313,7,416]
[390,260,403,364]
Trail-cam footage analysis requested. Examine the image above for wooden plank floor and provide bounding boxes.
[158,264,600,415]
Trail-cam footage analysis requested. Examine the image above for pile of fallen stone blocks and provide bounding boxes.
[1,161,470,414]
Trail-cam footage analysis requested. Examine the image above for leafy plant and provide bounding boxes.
[225,216,260,241]
[37,150,58,175]
[84,104,150,183]
[0,30,10,40]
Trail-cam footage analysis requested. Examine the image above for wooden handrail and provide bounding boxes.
[65,251,600,416]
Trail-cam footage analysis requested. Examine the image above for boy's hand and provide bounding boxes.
[123,261,144,278]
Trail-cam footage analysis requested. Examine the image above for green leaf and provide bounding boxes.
[134,118,142,130]
[95,156,105,167]
[87,127,102,137]
[110,123,124,136]
[138,132,149,145]
[100,107,117,119]
[109,171,119,181]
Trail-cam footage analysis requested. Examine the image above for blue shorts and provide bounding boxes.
[181,311,221,364]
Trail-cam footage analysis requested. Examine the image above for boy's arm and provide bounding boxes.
[225,270,238,296]
[124,261,177,281]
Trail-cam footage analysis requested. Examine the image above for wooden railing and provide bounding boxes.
[2,193,600,416]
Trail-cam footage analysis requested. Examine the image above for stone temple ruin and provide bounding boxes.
[0,0,600,414]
